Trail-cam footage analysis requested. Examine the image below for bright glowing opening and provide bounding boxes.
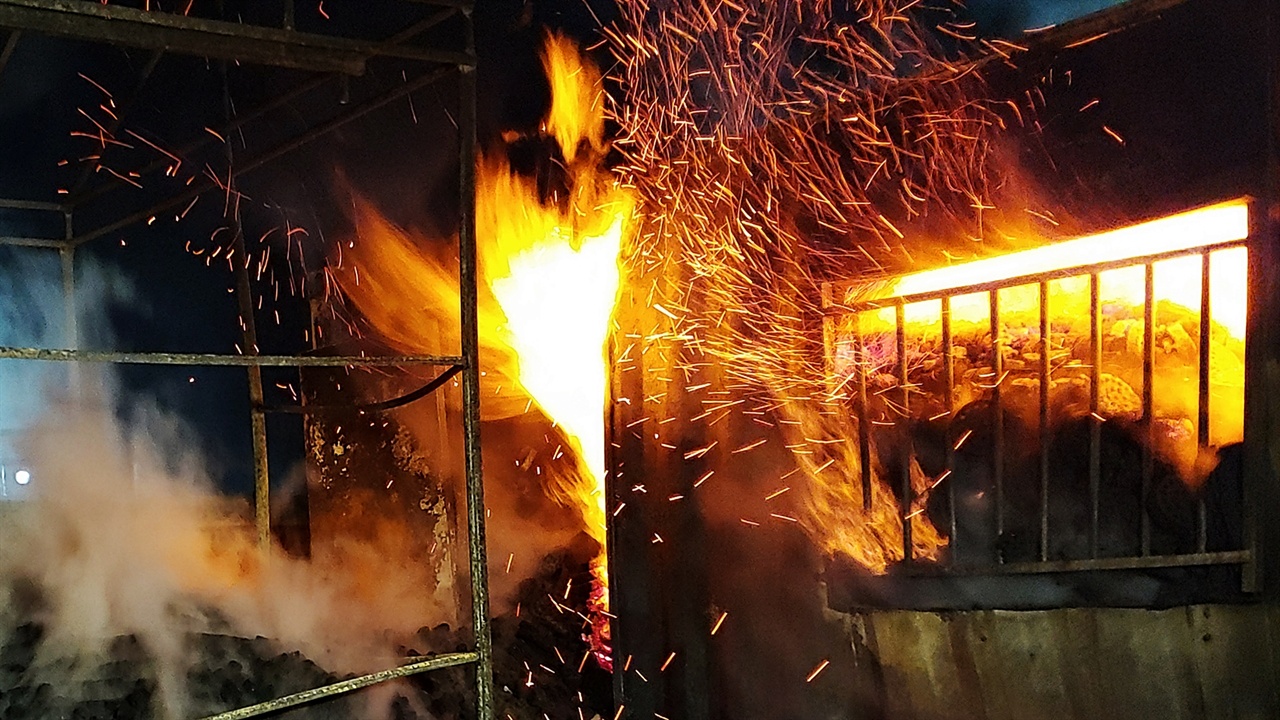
[877,199,1249,301]
[14,469,30,485]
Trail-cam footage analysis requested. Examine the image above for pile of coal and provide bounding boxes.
[0,614,362,719]
[0,537,613,719]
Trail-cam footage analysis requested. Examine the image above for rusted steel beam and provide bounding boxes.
[0,0,473,74]
[0,346,463,367]
[0,198,61,212]
[200,652,479,720]
[456,15,496,717]
[903,550,1251,576]
[0,235,64,249]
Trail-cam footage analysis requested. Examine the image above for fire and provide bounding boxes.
[332,33,629,667]
[868,200,1249,308]
[842,200,1249,484]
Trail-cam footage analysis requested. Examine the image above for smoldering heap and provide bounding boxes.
[0,381,611,719]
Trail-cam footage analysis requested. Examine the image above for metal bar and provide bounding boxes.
[263,364,462,414]
[1141,262,1155,556]
[941,295,957,562]
[60,240,77,390]
[0,346,463,367]
[1089,272,1102,558]
[233,239,270,551]
[67,49,164,199]
[71,67,454,248]
[896,301,912,561]
[0,235,65,249]
[458,54,496,720]
[1039,280,1051,562]
[0,0,475,73]
[990,289,1005,561]
[60,247,75,338]
[200,652,479,720]
[0,198,62,212]
[854,313,872,513]
[1197,251,1211,553]
[222,59,272,552]
[902,550,1252,577]
[282,0,294,29]
[0,29,19,82]
[828,239,1249,316]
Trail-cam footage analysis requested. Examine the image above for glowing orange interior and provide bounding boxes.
[840,200,1249,461]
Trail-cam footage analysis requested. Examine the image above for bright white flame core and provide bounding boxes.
[489,216,626,538]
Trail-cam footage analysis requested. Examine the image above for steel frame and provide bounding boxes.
[822,199,1257,585]
[0,2,495,718]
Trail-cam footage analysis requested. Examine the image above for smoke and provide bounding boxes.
[0,372,467,719]
[0,250,460,719]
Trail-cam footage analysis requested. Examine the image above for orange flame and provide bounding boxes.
[332,33,627,666]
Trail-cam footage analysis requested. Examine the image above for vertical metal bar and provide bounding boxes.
[1039,280,1051,562]
[232,233,270,551]
[854,314,872,513]
[283,0,295,29]
[457,46,496,720]
[0,31,20,86]
[220,59,271,553]
[896,302,912,562]
[60,214,78,392]
[990,289,1005,560]
[941,295,957,562]
[1197,252,1211,553]
[1141,262,1155,556]
[61,211,76,346]
[1089,273,1102,558]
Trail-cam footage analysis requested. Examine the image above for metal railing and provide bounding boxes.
[823,201,1254,580]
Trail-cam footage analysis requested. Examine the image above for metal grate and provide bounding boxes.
[824,199,1253,578]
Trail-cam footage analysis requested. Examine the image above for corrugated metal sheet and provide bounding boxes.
[846,604,1280,720]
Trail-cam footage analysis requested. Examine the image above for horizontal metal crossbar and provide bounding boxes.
[0,346,465,368]
[904,550,1251,576]
[200,651,479,720]
[827,239,1248,315]
[0,197,63,212]
[0,0,474,75]
[0,235,65,249]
